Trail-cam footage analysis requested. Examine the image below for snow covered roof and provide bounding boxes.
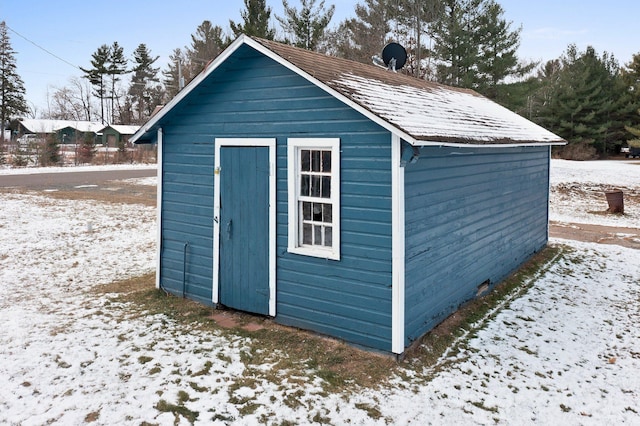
[20,119,104,134]
[132,35,565,147]
[99,125,141,135]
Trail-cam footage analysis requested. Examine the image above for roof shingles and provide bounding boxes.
[254,38,564,146]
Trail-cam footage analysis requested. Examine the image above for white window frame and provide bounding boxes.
[287,138,340,260]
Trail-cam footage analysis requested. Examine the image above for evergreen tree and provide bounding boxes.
[625,108,640,149]
[188,20,228,70]
[230,0,276,40]
[107,42,128,123]
[128,44,161,124]
[429,0,530,96]
[39,134,61,166]
[324,0,391,63]
[536,45,623,156]
[163,48,188,99]
[277,0,335,51]
[389,0,444,78]
[475,0,535,99]
[430,0,482,87]
[81,44,110,123]
[620,53,640,146]
[0,21,28,141]
[77,132,96,164]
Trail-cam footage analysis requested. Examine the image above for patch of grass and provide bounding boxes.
[138,356,153,364]
[470,400,499,413]
[84,410,100,423]
[191,361,213,377]
[188,382,209,392]
[155,399,199,423]
[238,403,261,416]
[355,402,383,419]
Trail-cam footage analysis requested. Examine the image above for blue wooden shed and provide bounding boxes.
[131,36,564,355]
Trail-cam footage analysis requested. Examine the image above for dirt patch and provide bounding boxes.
[550,222,640,250]
[0,181,156,206]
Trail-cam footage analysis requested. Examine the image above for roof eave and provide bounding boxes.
[414,139,567,148]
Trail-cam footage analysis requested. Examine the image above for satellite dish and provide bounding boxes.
[382,43,407,71]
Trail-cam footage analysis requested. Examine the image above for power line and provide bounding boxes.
[5,23,81,71]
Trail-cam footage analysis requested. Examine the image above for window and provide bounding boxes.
[288,138,340,260]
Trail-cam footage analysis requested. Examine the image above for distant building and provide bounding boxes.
[17,119,104,144]
[98,125,141,148]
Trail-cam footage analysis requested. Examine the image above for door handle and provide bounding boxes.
[226,220,232,240]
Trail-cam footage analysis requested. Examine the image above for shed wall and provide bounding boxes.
[158,45,394,351]
[403,146,550,346]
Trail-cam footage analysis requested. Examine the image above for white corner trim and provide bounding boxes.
[391,134,406,354]
[212,138,277,316]
[155,128,163,290]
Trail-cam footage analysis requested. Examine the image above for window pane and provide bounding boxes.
[302,224,312,245]
[322,150,331,172]
[321,176,331,198]
[323,204,332,223]
[311,176,321,197]
[312,203,323,221]
[314,225,322,245]
[302,202,311,220]
[301,150,310,172]
[324,227,332,247]
[301,175,310,197]
[312,150,321,172]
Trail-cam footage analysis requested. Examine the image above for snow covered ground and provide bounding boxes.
[0,160,638,425]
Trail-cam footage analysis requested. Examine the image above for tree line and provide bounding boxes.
[3,1,640,158]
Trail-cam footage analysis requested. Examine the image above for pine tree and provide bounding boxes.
[128,44,160,124]
[0,21,28,141]
[107,42,128,123]
[277,0,335,51]
[39,134,61,166]
[77,132,96,164]
[475,0,534,99]
[536,45,623,156]
[81,44,110,123]
[625,110,640,149]
[430,0,482,87]
[324,0,391,63]
[620,53,640,147]
[229,0,276,40]
[185,20,228,81]
[390,0,444,78]
[162,48,188,99]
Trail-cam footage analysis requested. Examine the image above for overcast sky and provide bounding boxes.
[2,0,638,114]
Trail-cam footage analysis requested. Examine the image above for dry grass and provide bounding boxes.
[0,183,156,206]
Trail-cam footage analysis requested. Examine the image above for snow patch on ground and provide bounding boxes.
[550,159,640,228]
[0,161,638,425]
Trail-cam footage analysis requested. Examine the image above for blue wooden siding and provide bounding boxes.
[158,44,394,351]
[403,146,550,346]
[159,136,215,305]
